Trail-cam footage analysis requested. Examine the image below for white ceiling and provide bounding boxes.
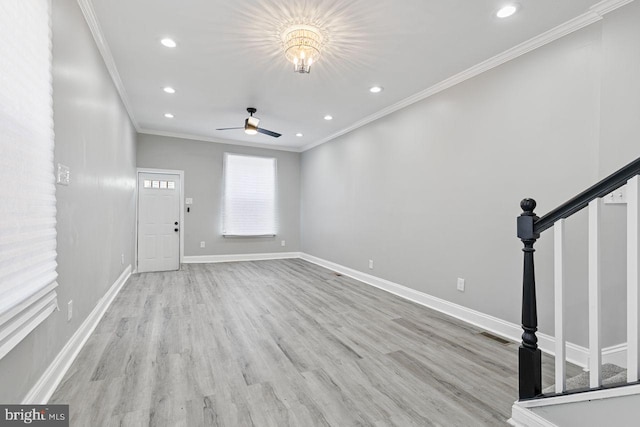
[89,0,603,151]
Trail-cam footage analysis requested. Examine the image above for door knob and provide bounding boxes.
[174,221,178,225]
[174,228,179,232]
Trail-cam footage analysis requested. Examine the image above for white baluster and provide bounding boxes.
[588,199,601,388]
[628,176,640,382]
[554,219,566,393]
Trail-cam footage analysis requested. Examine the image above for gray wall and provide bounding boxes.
[596,1,640,353]
[0,0,137,402]
[136,134,301,256]
[599,2,640,177]
[301,2,640,348]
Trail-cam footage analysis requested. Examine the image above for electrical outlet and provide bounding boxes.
[457,278,465,292]
[604,185,627,204]
[67,300,73,321]
[200,241,205,248]
[368,259,374,269]
[121,253,125,265]
[281,240,286,247]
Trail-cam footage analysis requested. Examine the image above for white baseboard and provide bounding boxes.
[509,404,559,427]
[299,253,626,369]
[183,252,301,264]
[300,253,554,355]
[22,265,132,404]
[510,375,640,426]
[516,383,640,409]
[603,343,628,368]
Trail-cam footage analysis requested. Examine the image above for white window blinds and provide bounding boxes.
[0,0,58,359]
[223,153,277,236]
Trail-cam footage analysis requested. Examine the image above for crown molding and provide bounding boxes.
[137,128,303,153]
[76,0,140,131]
[591,0,635,14]
[76,0,634,152]
[301,0,636,152]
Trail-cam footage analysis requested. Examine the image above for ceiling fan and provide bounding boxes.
[216,107,282,138]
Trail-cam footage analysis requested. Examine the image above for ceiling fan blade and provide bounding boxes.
[256,128,282,138]
[215,127,244,131]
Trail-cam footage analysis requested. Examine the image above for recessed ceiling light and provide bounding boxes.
[296,133,303,137]
[163,87,175,94]
[496,4,518,18]
[369,86,383,93]
[164,113,174,118]
[160,38,177,48]
[324,115,333,121]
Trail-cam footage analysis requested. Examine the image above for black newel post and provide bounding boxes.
[517,198,541,399]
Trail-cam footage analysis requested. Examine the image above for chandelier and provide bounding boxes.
[281,24,324,73]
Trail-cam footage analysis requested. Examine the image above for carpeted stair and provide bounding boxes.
[543,363,627,394]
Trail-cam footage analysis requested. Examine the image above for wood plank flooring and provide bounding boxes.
[50,259,563,426]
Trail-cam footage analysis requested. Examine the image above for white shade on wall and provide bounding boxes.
[0,0,58,359]
[222,153,277,237]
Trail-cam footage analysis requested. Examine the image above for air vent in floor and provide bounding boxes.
[479,331,511,345]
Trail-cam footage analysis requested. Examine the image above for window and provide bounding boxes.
[144,180,175,190]
[223,153,276,236]
[0,0,57,359]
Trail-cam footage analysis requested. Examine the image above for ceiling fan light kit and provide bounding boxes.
[244,123,258,135]
[244,108,259,134]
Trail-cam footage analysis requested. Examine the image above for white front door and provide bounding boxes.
[137,172,181,272]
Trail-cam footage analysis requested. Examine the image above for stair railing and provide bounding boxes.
[518,156,640,399]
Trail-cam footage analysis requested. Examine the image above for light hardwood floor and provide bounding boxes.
[50,259,562,426]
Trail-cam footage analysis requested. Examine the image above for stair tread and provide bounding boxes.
[543,363,626,393]
[603,370,628,386]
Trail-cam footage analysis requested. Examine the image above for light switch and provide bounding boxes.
[57,163,70,185]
